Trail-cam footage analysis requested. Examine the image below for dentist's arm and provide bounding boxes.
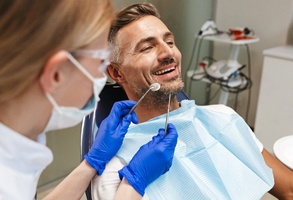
[42,160,96,200]
[115,178,142,200]
[44,100,138,200]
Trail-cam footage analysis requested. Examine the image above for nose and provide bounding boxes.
[157,42,174,62]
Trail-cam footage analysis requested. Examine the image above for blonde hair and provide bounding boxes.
[0,0,114,103]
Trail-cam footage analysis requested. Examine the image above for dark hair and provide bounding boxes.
[108,3,160,63]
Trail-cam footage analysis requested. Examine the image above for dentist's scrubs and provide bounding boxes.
[0,123,53,200]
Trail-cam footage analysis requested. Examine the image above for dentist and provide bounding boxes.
[0,0,178,199]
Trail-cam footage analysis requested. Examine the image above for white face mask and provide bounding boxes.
[43,52,108,132]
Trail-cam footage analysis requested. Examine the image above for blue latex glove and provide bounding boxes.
[84,100,138,175]
[118,123,178,196]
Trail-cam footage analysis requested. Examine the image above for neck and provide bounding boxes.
[133,97,180,123]
[0,84,51,141]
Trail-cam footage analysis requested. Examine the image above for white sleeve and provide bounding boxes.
[91,156,124,200]
[91,156,150,200]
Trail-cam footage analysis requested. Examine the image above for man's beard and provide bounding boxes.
[133,76,184,111]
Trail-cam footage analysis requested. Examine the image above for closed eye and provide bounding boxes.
[141,46,153,52]
[166,39,175,46]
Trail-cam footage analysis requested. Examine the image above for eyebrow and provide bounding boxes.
[134,31,174,51]
[163,31,174,39]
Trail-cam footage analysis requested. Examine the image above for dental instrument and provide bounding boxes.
[164,94,171,135]
[128,83,160,114]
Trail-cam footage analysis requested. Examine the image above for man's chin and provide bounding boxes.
[165,80,184,93]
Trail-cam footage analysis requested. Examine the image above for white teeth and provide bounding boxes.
[154,67,175,75]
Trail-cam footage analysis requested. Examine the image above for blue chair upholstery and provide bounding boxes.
[81,83,128,162]
[80,83,189,200]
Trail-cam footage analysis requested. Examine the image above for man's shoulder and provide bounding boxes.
[199,104,237,115]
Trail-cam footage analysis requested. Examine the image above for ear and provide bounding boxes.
[39,51,69,94]
[107,63,126,84]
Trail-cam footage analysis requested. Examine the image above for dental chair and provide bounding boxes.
[80,83,189,200]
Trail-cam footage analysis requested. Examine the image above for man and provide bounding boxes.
[92,3,293,199]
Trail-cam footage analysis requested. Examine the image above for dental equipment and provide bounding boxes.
[128,83,160,114]
[164,93,171,135]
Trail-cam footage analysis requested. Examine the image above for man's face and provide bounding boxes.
[115,15,183,102]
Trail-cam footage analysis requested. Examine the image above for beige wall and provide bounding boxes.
[112,0,145,10]
[213,0,293,127]
[38,124,81,187]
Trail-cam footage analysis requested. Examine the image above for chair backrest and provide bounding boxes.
[80,83,189,200]
[80,83,128,200]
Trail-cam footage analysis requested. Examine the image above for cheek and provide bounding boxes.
[121,53,158,82]
[67,74,93,108]
[175,49,182,63]
[121,65,146,87]
[124,51,156,67]
[121,63,141,77]
[77,82,94,108]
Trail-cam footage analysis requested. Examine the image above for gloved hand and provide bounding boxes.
[84,100,138,175]
[118,123,178,196]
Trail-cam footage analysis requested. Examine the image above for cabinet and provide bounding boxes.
[254,45,293,153]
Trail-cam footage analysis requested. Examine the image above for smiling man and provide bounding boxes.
[91,3,293,200]
[107,8,183,123]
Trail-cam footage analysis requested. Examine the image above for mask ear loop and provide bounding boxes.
[45,93,62,113]
[66,52,107,103]
[66,52,95,82]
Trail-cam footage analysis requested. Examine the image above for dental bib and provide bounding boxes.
[116,100,274,200]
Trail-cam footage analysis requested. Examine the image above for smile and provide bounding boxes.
[153,66,176,75]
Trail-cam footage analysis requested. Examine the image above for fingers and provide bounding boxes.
[165,123,178,139]
[115,115,133,138]
[149,124,178,147]
[108,100,138,139]
[164,123,178,146]
[105,100,137,127]
[130,111,139,124]
[149,129,165,145]
[111,100,137,116]
[157,123,178,140]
